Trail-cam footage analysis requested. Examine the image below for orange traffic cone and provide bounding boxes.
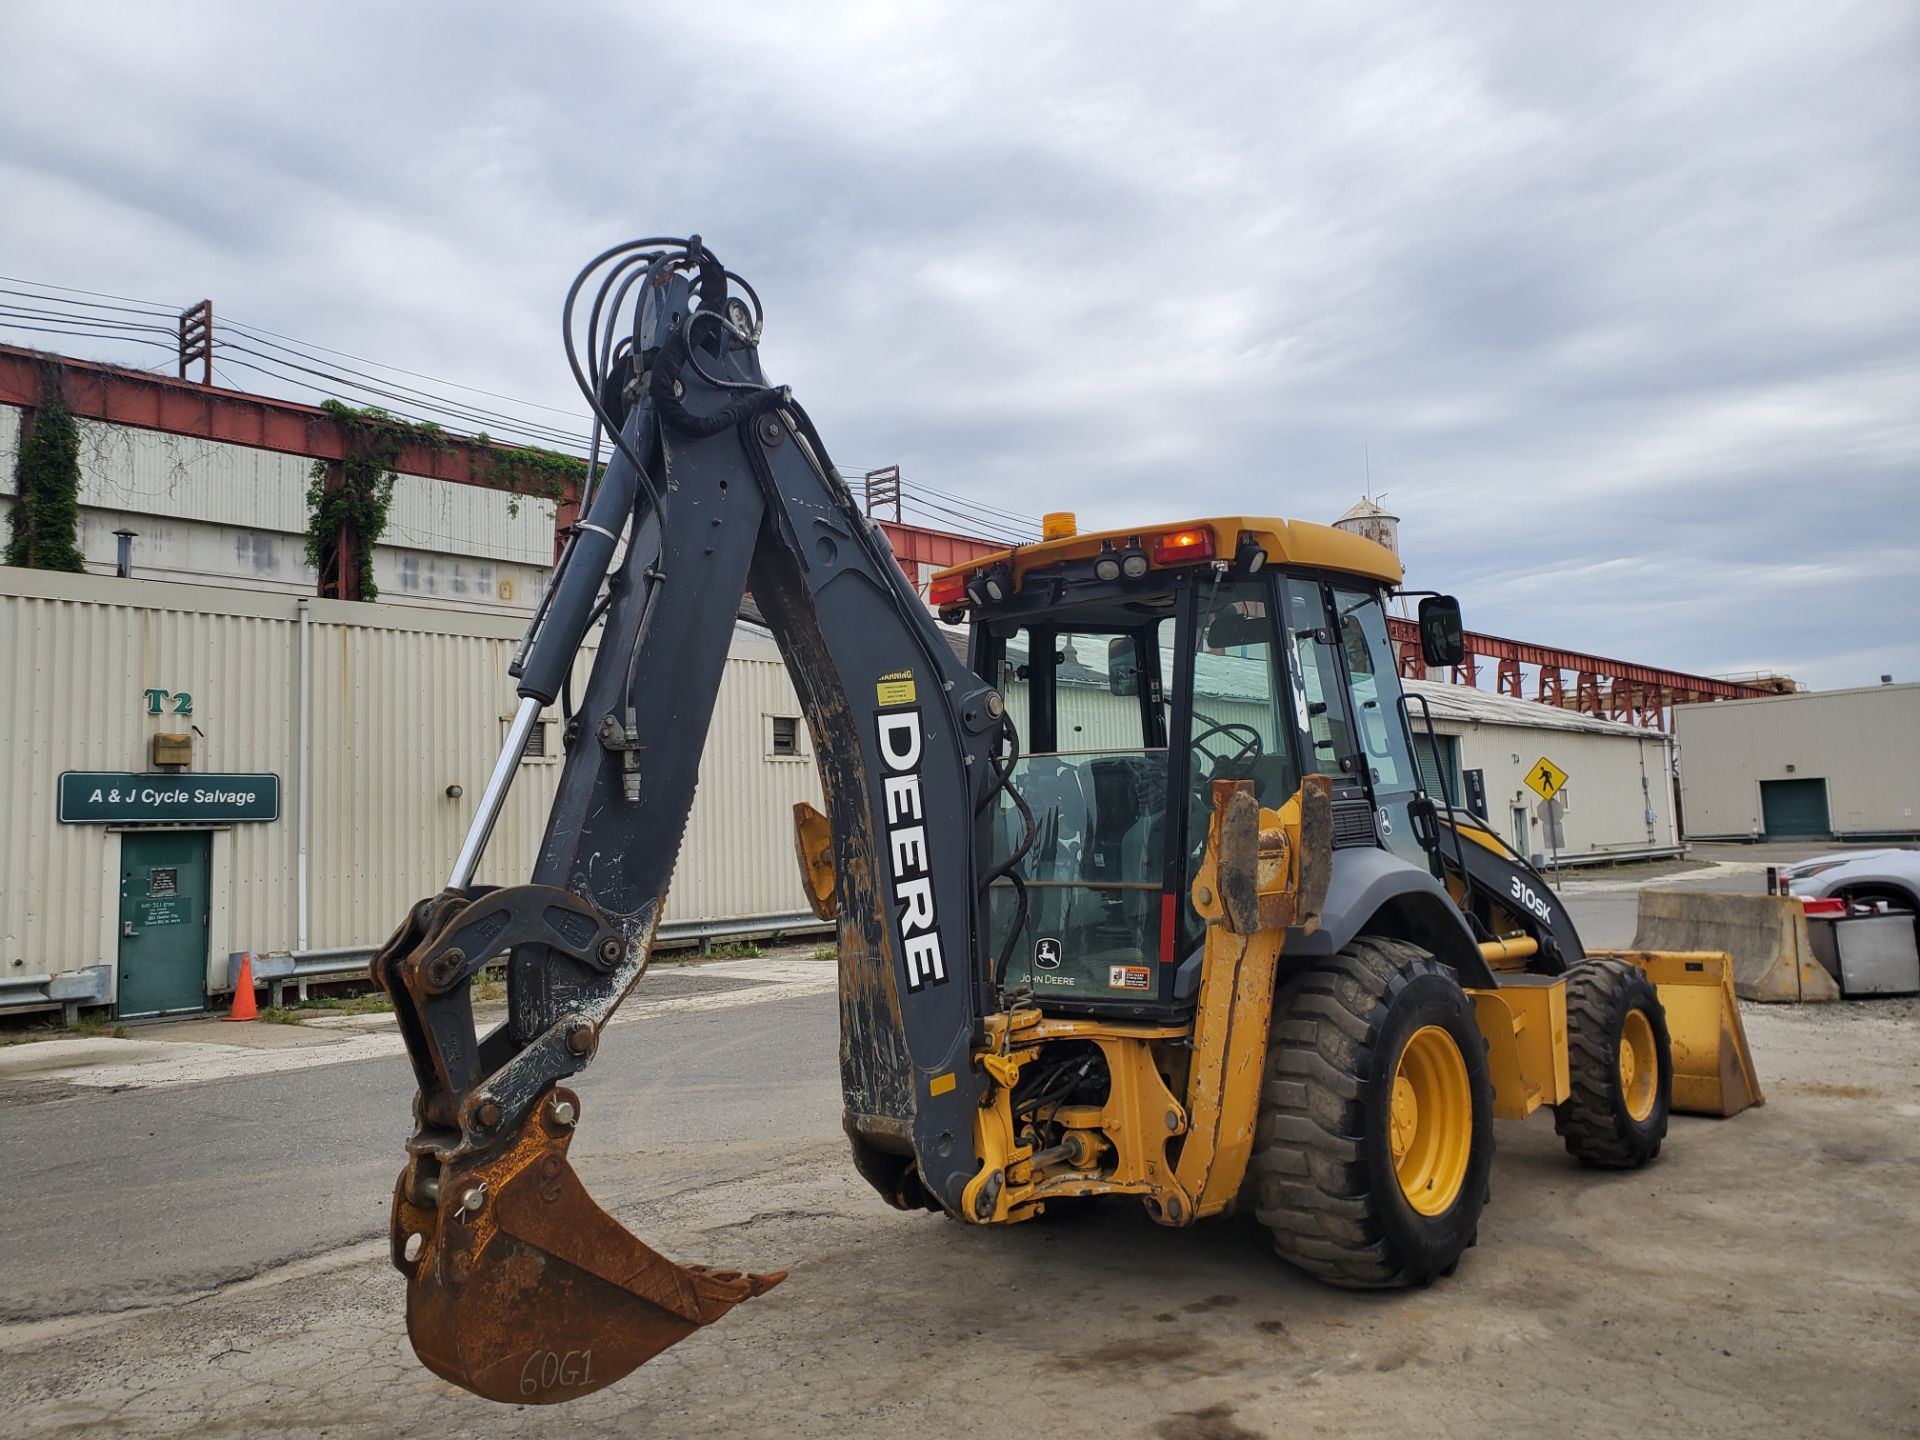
[225,953,259,1022]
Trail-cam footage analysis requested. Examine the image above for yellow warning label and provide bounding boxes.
[877,670,917,706]
[1524,755,1569,803]
[929,1072,956,1097]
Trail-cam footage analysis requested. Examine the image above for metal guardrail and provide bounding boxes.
[243,911,836,1004]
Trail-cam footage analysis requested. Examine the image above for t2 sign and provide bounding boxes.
[144,688,193,717]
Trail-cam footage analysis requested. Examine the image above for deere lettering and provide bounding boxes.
[875,706,946,991]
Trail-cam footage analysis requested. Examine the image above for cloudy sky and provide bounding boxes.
[1,3,1913,689]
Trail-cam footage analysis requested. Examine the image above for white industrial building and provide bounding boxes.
[1675,683,1920,841]
[1409,681,1679,864]
[0,564,829,1019]
[2,392,1690,1020]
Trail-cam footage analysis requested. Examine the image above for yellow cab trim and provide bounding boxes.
[928,515,1403,596]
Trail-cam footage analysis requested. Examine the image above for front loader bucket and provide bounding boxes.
[390,1087,783,1404]
[1592,950,1765,1118]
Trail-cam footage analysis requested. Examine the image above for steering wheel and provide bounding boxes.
[1189,719,1264,786]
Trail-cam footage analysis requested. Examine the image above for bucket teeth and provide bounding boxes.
[390,1087,784,1404]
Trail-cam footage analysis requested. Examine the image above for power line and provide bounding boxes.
[219,315,582,416]
[0,318,179,359]
[211,347,581,451]
[213,338,586,449]
[0,274,178,316]
[2,275,588,449]
[909,480,1043,530]
[901,494,1035,545]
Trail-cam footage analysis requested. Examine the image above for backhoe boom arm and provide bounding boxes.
[372,239,1014,1401]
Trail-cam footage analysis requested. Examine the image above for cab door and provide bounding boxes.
[1329,584,1428,867]
[1282,578,1428,867]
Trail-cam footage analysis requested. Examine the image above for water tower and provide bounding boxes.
[1333,495,1400,560]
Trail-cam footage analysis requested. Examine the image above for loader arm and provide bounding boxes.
[372,239,1016,1403]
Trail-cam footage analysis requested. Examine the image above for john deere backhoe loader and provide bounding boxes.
[372,237,1760,1404]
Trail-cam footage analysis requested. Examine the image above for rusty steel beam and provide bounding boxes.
[1386,615,1772,702]
[876,518,1001,573]
[0,343,579,501]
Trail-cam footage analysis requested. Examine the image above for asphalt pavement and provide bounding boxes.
[0,856,1789,1323]
[3,847,1914,1438]
[0,960,841,1322]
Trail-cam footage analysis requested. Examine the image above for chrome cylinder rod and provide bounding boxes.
[448,695,544,890]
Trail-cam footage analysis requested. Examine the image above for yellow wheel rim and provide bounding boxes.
[1620,1009,1658,1123]
[1389,1025,1472,1216]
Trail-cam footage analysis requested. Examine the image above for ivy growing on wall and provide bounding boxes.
[304,404,584,601]
[472,433,586,519]
[4,377,86,572]
[304,401,442,601]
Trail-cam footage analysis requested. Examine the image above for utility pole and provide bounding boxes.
[177,300,213,385]
[863,465,901,522]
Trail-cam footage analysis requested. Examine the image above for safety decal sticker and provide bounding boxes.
[1108,965,1151,991]
[876,669,917,706]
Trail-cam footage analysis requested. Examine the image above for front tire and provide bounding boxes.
[1554,959,1671,1169]
[1249,937,1495,1289]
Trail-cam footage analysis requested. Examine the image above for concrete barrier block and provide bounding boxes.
[1631,891,1840,1003]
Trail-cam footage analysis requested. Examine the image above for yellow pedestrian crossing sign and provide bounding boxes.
[1525,756,1569,803]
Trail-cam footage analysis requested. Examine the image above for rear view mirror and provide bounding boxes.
[1418,595,1465,667]
[1206,608,1268,650]
[1108,636,1139,696]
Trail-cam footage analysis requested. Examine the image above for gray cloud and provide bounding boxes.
[1,0,1913,687]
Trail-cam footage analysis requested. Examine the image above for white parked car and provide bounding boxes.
[1779,848,1920,914]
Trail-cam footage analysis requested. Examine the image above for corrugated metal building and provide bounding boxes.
[0,403,556,613]
[1409,680,1680,864]
[0,567,827,1017]
[1674,683,1920,840]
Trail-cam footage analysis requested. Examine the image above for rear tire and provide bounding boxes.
[1249,936,1495,1289]
[1554,959,1671,1169]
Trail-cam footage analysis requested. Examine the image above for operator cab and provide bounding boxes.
[932,515,1459,1021]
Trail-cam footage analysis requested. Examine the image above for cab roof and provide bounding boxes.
[926,515,1403,594]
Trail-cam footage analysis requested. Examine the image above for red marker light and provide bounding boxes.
[928,572,968,607]
[1153,528,1215,565]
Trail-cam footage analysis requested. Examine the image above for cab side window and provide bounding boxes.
[1283,579,1356,777]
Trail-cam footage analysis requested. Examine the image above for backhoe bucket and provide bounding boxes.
[390,1086,783,1404]
[1591,950,1765,1118]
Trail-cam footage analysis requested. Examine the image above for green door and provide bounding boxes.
[117,831,211,1017]
[1760,778,1831,839]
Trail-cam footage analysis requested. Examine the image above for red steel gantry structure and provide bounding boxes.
[1,343,1776,730]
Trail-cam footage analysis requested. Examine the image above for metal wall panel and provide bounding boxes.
[1435,719,1678,860]
[0,571,298,990]
[1675,685,1920,838]
[384,473,557,567]
[0,571,828,996]
[1,403,557,565]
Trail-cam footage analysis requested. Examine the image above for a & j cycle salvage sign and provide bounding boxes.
[58,772,281,824]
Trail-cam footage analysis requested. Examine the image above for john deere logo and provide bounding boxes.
[1033,938,1062,971]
